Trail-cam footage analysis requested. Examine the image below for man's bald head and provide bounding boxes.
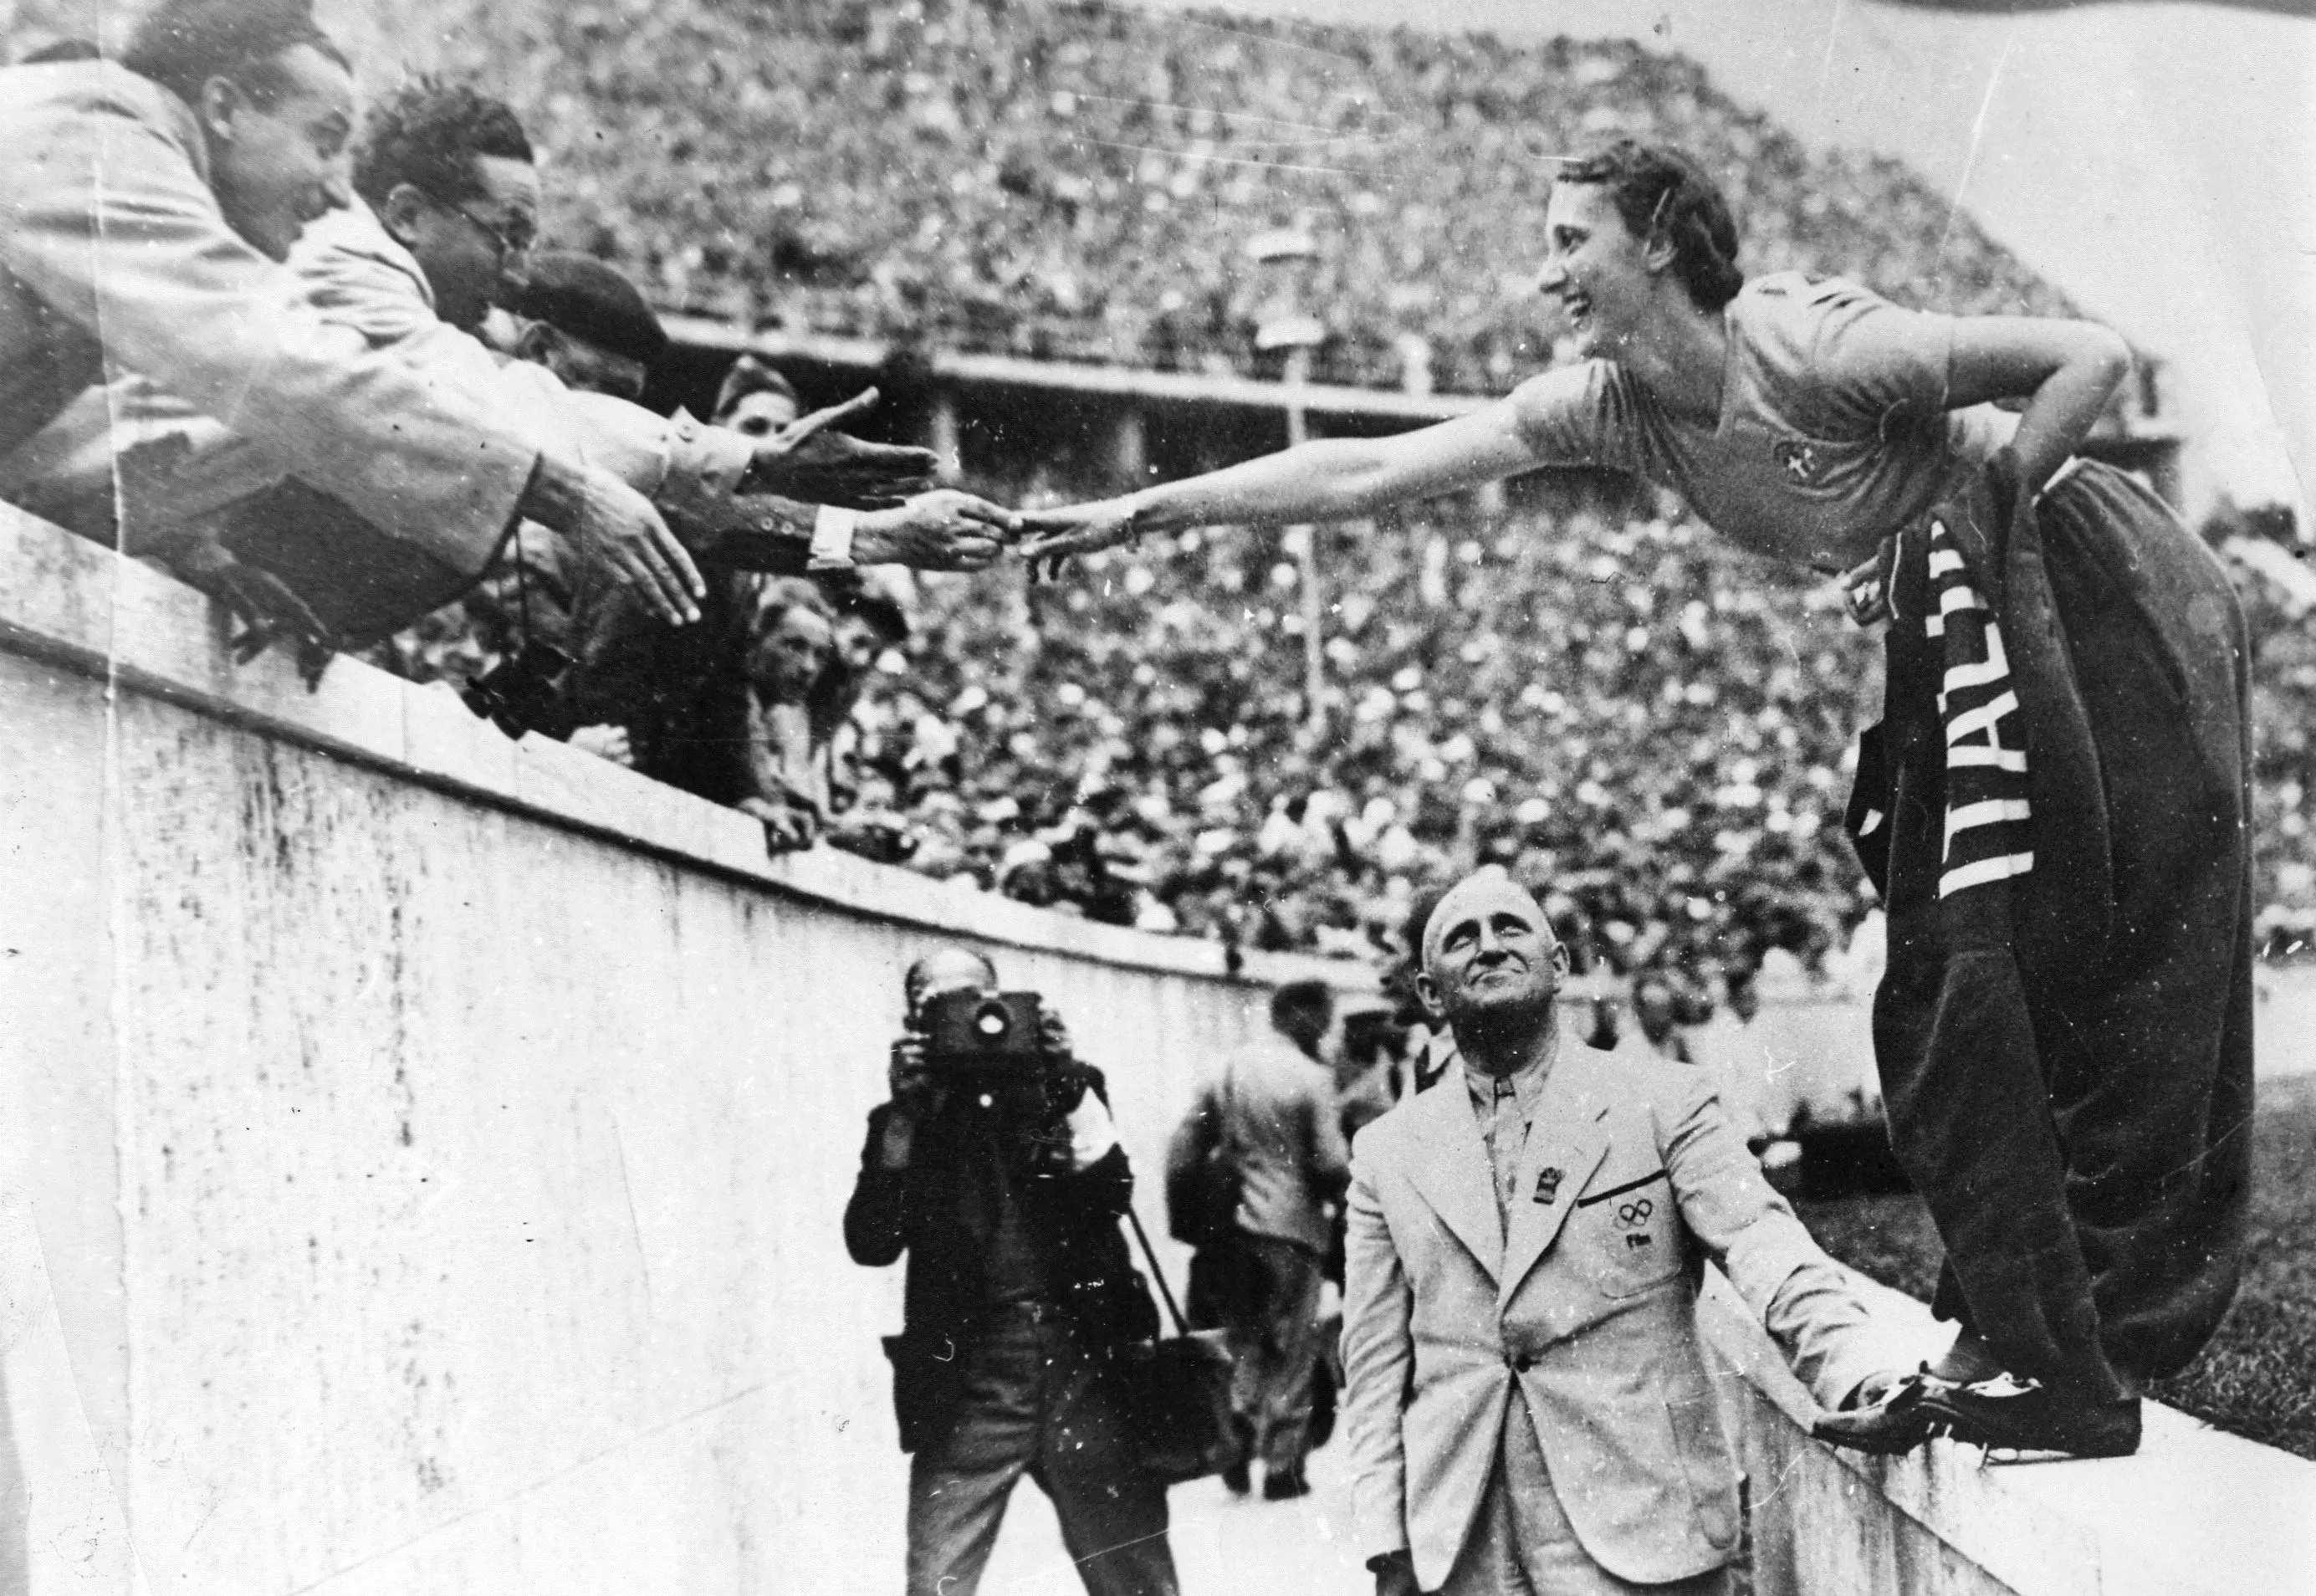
[1416,869,1569,1053]
[1420,870,1552,973]
[905,945,997,1015]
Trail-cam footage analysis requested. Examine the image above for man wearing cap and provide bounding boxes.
[509,251,667,406]
[1342,869,1926,1596]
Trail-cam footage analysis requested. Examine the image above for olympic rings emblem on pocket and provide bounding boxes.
[1616,1198,1654,1228]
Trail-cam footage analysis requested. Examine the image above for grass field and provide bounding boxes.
[1797,1072,2316,1461]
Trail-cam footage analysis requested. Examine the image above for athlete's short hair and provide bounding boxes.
[1557,140,1744,313]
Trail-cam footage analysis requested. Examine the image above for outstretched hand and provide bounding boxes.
[857,490,1022,571]
[748,387,939,508]
[1013,499,1143,581]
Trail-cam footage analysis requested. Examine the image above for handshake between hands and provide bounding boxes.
[840,491,1138,575]
[185,379,1143,672]
[738,387,1145,578]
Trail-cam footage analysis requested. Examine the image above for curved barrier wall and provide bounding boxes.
[1,505,2310,1595]
[0,504,1361,1596]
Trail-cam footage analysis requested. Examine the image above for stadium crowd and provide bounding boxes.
[864,498,1880,976]
[495,0,2078,396]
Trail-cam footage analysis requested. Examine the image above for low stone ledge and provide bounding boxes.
[0,502,1363,990]
[1697,1271,2316,1595]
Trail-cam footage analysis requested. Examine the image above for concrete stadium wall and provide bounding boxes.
[3,503,2311,1595]
[0,504,1355,1596]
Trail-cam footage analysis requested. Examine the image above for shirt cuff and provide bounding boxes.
[1064,1091,1118,1170]
[663,409,754,502]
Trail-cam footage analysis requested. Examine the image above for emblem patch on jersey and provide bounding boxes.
[1534,1167,1564,1205]
[1773,437,1823,484]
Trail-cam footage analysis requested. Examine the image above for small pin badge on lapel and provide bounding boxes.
[1534,1167,1564,1205]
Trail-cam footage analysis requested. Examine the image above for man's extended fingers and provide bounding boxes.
[778,389,884,452]
[1015,530,1077,561]
[951,494,1020,529]
[627,540,698,626]
[777,386,881,449]
[652,513,708,601]
[613,505,702,625]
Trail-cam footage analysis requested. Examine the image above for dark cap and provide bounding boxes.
[516,252,667,369]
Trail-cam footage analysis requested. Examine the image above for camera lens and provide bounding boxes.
[974,1000,1010,1041]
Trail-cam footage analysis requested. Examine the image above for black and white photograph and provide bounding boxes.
[0,0,2311,1591]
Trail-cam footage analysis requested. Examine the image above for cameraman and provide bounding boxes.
[844,947,1180,1596]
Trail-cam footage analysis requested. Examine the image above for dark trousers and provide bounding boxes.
[1868,461,2254,1404]
[904,1309,1178,1596]
[1220,1235,1326,1476]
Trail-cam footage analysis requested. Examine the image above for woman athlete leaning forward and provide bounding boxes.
[1020,140,2253,1460]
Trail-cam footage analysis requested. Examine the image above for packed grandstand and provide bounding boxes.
[495,0,2080,390]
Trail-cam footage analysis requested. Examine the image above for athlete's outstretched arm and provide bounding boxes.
[1946,317,2132,494]
[1015,396,1541,567]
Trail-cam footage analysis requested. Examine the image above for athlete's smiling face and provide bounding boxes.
[1536,181,1654,360]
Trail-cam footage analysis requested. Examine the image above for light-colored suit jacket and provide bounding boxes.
[0,59,535,574]
[3,198,748,560]
[1168,1035,1351,1255]
[1341,1041,1890,1589]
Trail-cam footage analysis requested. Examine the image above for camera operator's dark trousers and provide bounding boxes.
[1858,458,2254,1407]
[905,1305,1178,1596]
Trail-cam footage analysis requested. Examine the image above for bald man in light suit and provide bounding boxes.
[1342,871,1928,1595]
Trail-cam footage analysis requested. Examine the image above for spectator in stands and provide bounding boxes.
[1165,979,1350,1500]
[1628,970,1693,1063]
[511,250,668,404]
[0,0,697,656]
[714,354,803,438]
[473,251,677,757]
[1685,967,1772,1148]
[1332,998,1413,1145]
[1020,136,2252,1458]
[846,947,1179,1596]
[739,579,840,851]
[812,573,920,854]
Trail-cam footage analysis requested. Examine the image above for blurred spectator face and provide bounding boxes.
[389,155,539,333]
[1341,1010,1407,1072]
[203,44,355,262]
[750,604,835,704]
[1271,982,1336,1059]
[1632,974,1678,1042]
[1536,181,1652,361]
[518,324,648,402]
[723,388,801,438]
[834,611,893,676]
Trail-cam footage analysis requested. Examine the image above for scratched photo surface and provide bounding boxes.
[1,1,2311,1593]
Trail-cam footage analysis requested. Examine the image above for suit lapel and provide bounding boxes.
[1497,1053,1613,1312]
[1400,1077,1504,1283]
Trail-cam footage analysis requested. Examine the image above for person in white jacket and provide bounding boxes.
[0,0,699,642]
[1342,871,1924,1596]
